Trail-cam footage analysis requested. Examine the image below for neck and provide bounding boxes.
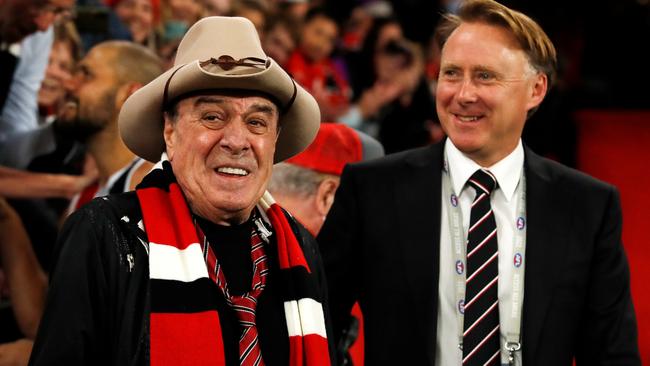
[87,120,136,185]
[193,205,255,227]
[467,143,520,168]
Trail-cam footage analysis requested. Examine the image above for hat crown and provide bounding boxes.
[174,17,266,67]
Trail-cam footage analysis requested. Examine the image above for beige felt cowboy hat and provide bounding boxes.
[118,16,320,163]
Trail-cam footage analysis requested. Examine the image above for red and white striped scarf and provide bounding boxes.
[135,160,331,366]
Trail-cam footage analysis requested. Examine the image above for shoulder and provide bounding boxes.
[74,191,142,225]
[57,191,147,272]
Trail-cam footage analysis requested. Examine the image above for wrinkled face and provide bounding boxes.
[163,94,280,225]
[263,24,295,67]
[114,0,154,43]
[300,15,338,62]
[436,22,546,166]
[38,41,74,109]
[58,45,119,142]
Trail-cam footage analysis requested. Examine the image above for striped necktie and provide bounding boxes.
[200,225,270,366]
[463,169,501,366]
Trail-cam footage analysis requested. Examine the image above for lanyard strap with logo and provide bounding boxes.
[442,159,526,365]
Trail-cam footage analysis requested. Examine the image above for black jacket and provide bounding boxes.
[318,140,640,365]
[29,191,334,365]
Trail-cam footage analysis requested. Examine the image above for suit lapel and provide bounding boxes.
[522,148,572,363]
[394,143,444,365]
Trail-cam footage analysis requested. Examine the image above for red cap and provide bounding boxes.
[287,123,383,176]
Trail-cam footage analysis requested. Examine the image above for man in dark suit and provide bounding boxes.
[317,0,640,365]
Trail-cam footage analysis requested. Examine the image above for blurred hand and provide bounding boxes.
[357,81,403,119]
[311,80,350,121]
[0,339,33,366]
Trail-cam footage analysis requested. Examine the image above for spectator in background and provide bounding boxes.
[156,0,204,66]
[341,17,442,153]
[275,0,310,21]
[38,21,83,124]
[261,13,299,67]
[269,123,384,236]
[286,7,352,122]
[106,0,160,50]
[58,41,162,212]
[0,0,75,168]
[0,21,91,202]
[230,0,268,38]
[161,0,204,33]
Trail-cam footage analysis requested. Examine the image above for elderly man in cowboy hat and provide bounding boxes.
[29,17,334,366]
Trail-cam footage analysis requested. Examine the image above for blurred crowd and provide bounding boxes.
[0,0,648,364]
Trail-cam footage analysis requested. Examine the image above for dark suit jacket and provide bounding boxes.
[317,141,640,365]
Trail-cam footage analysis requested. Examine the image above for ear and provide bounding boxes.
[315,177,340,217]
[526,72,548,111]
[163,114,176,160]
[114,82,143,110]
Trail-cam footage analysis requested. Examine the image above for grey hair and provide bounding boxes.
[268,163,336,198]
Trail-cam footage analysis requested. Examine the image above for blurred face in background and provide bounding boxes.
[167,0,204,24]
[375,22,402,51]
[38,40,75,110]
[236,7,265,36]
[300,15,338,62]
[263,22,295,67]
[0,0,73,43]
[373,22,405,82]
[114,0,154,43]
[58,45,121,142]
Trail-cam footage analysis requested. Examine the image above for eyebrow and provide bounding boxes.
[248,104,278,116]
[193,97,278,116]
[193,96,224,107]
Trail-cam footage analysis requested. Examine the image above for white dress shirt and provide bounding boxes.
[436,138,525,366]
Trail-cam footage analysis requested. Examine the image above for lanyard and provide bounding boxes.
[442,160,526,365]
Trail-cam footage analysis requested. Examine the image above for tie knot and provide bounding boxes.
[468,169,497,195]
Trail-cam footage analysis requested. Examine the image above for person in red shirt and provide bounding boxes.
[286,7,351,122]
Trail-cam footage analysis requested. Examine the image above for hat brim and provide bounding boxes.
[119,58,320,163]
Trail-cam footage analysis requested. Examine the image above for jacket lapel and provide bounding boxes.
[522,148,571,363]
[394,142,444,365]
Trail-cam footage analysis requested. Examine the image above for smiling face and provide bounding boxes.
[300,15,338,62]
[163,93,279,225]
[436,22,547,166]
[114,0,154,43]
[38,41,74,109]
[57,45,120,142]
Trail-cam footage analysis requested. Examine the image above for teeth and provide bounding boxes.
[217,167,248,176]
[458,115,479,122]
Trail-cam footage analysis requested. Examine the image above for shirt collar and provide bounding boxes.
[444,138,524,202]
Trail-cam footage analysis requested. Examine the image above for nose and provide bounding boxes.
[456,78,478,104]
[219,119,250,156]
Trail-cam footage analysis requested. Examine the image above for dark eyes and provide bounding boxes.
[439,69,496,82]
[476,71,494,80]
